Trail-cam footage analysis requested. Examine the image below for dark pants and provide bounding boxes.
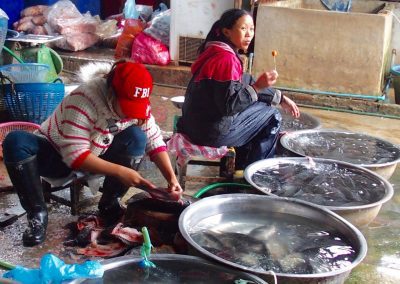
[2,125,147,179]
[213,102,281,169]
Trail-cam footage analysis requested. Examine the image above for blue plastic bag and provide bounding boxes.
[124,0,139,19]
[3,253,104,284]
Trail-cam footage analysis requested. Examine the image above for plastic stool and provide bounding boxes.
[176,147,236,190]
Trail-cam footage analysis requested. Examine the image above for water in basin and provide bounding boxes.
[189,211,356,274]
[250,160,387,207]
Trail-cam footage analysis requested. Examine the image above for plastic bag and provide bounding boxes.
[131,32,170,66]
[136,5,153,22]
[46,0,83,34]
[115,18,145,59]
[46,0,100,51]
[144,9,170,46]
[96,19,118,39]
[151,3,168,20]
[3,253,104,284]
[123,0,139,19]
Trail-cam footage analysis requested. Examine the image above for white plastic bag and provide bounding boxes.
[144,9,170,46]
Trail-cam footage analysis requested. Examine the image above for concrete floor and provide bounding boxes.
[0,85,399,283]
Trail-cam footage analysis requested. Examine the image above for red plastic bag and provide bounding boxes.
[131,32,170,66]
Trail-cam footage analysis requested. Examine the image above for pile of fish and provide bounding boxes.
[250,161,387,206]
[191,213,356,274]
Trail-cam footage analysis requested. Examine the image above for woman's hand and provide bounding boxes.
[116,166,156,189]
[281,95,300,118]
[252,70,278,92]
[166,177,183,201]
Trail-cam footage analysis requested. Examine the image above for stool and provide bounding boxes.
[42,172,102,215]
[168,116,236,190]
[176,147,236,190]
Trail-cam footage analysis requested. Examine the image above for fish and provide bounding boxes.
[76,241,128,258]
[111,222,143,245]
[192,230,273,270]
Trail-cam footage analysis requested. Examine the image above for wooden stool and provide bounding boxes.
[42,172,102,215]
[176,147,236,190]
[169,115,236,190]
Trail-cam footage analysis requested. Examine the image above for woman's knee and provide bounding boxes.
[118,126,147,156]
[3,131,37,163]
[128,126,147,147]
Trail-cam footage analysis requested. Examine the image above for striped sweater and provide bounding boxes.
[37,65,166,169]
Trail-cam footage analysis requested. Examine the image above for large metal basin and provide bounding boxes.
[244,157,394,227]
[66,254,266,283]
[280,110,321,132]
[280,129,400,179]
[179,194,367,284]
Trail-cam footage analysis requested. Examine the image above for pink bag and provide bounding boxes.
[131,32,170,66]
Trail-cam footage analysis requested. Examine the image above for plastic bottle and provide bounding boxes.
[114,18,144,59]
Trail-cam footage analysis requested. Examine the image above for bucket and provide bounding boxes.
[391,65,400,104]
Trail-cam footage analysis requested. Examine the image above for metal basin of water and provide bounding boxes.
[179,194,367,284]
[280,110,321,132]
[280,129,400,179]
[244,157,394,228]
[66,254,267,283]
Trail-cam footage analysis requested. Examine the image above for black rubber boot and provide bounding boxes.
[5,156,48,247]
[98,155,143,225]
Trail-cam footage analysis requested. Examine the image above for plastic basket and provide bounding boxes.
[0,63,50,83]
[1,80,65,124]
[0,121,40,158]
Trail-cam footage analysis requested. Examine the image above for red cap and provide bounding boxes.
[111,62,153,119]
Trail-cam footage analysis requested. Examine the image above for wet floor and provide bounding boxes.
[0,85,399,283]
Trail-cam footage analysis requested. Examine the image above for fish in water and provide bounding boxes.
[191,230,277,270]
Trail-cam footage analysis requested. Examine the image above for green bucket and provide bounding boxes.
[391,65,400,104]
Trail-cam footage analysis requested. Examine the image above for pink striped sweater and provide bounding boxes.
[37,72,166,169]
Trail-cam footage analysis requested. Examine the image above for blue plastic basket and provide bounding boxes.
[0,63,50,83]
[1,80,64,124]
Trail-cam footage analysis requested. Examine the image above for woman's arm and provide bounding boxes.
[151,151,183,200]
[78,152,156,189]
[280,95,300,118]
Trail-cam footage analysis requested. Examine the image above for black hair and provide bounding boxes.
[198,8,251,54]
[106,59,130,88]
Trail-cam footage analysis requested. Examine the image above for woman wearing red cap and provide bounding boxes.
[2,60,183,247]
[177,9,299,169]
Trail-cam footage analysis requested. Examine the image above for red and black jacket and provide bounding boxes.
[177,41,279,145]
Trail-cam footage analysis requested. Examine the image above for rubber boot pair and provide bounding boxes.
[98,155,143,225]
[5,156,48,247]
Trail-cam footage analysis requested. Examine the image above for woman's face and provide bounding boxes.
[222,14,254,51]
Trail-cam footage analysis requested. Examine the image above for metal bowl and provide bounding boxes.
[244,157,394,227]
[280,110,321,132]
[170,96,185,109]
[179,194,367,284]
[280,129,400,180]
[66,254,267,283]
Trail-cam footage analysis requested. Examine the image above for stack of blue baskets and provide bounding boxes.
[0,65,64,124]
[1,80,64,124]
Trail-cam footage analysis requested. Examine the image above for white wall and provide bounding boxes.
[170,0,235,62]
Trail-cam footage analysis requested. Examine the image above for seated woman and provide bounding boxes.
[3,61,183,247]
[177,8,300,169]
